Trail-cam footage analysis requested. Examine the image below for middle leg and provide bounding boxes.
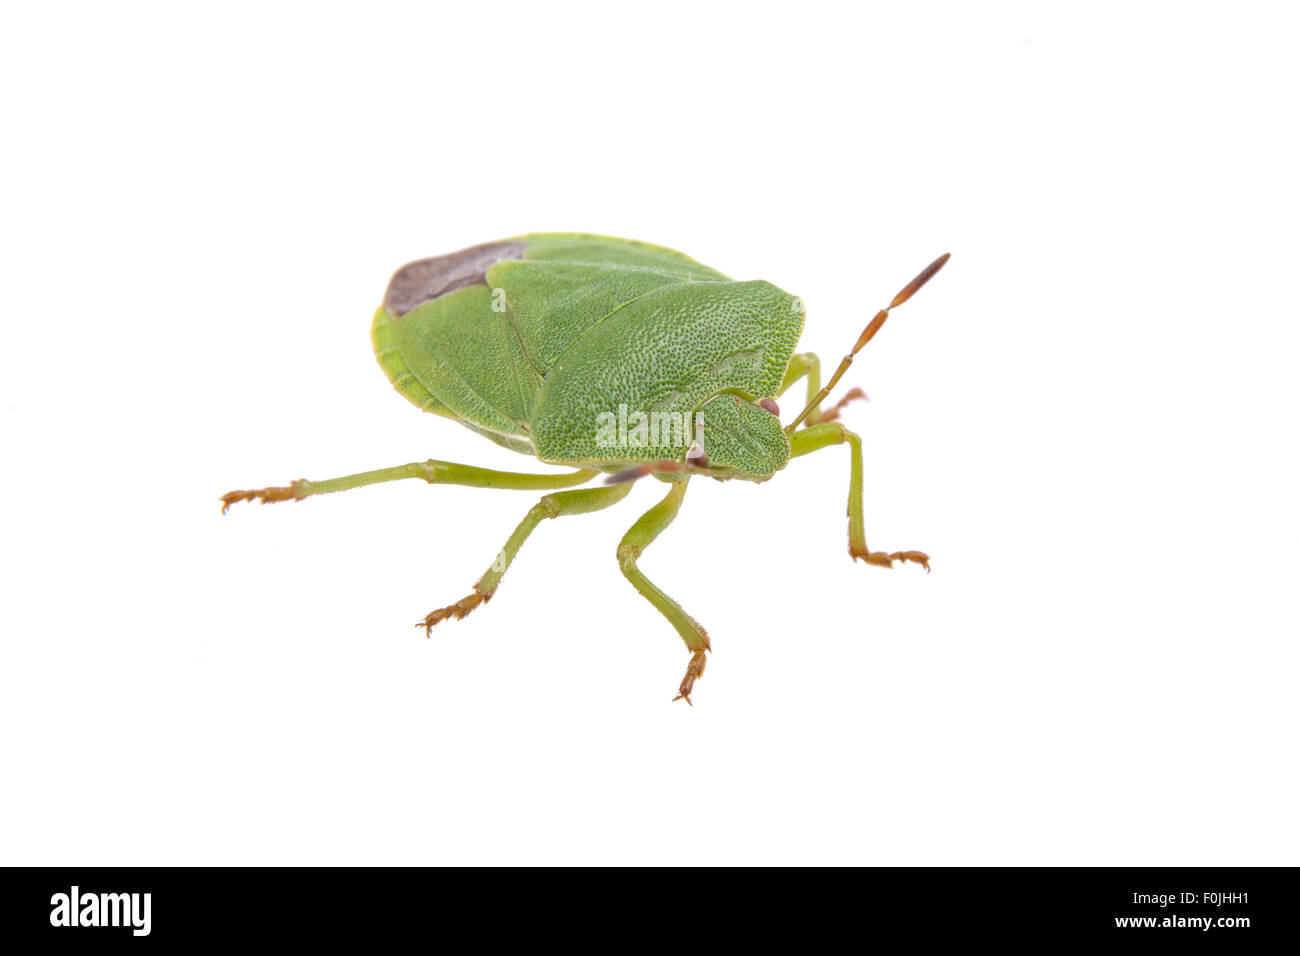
[615,479,711,703]
[420,480,634,632]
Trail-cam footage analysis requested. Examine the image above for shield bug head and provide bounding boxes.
[688,394,791,480]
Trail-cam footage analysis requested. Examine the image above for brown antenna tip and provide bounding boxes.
[889,252,951,310]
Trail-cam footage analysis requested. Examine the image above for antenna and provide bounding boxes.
[784,252,950,433]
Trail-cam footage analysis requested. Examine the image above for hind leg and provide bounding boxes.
[221,459,598,512]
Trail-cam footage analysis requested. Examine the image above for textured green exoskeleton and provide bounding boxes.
[222,233,949,703]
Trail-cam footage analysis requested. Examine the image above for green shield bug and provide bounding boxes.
[222,233,949,703]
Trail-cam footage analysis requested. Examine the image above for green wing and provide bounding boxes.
[373,272,541,453]
[393,285,540,440]
[372,238,539,454]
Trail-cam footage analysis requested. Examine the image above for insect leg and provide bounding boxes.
[780,351,821,403]
[789,423,930,572]
[779,352,823,413]
[419,481,634,633]
[614,480,710,704]
[220,461,599,512]
[811,387,868,425]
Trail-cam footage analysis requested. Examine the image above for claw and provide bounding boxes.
[672,648,709,704]
[220,481,303,513]
[417,591,486,635]
[891,550,931,572]
[852,548,931,572]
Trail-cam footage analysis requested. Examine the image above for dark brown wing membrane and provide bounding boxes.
[383,239,526,318]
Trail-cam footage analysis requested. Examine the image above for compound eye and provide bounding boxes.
[758,398,780,416]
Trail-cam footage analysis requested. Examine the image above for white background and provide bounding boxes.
[2,2,1296,865]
